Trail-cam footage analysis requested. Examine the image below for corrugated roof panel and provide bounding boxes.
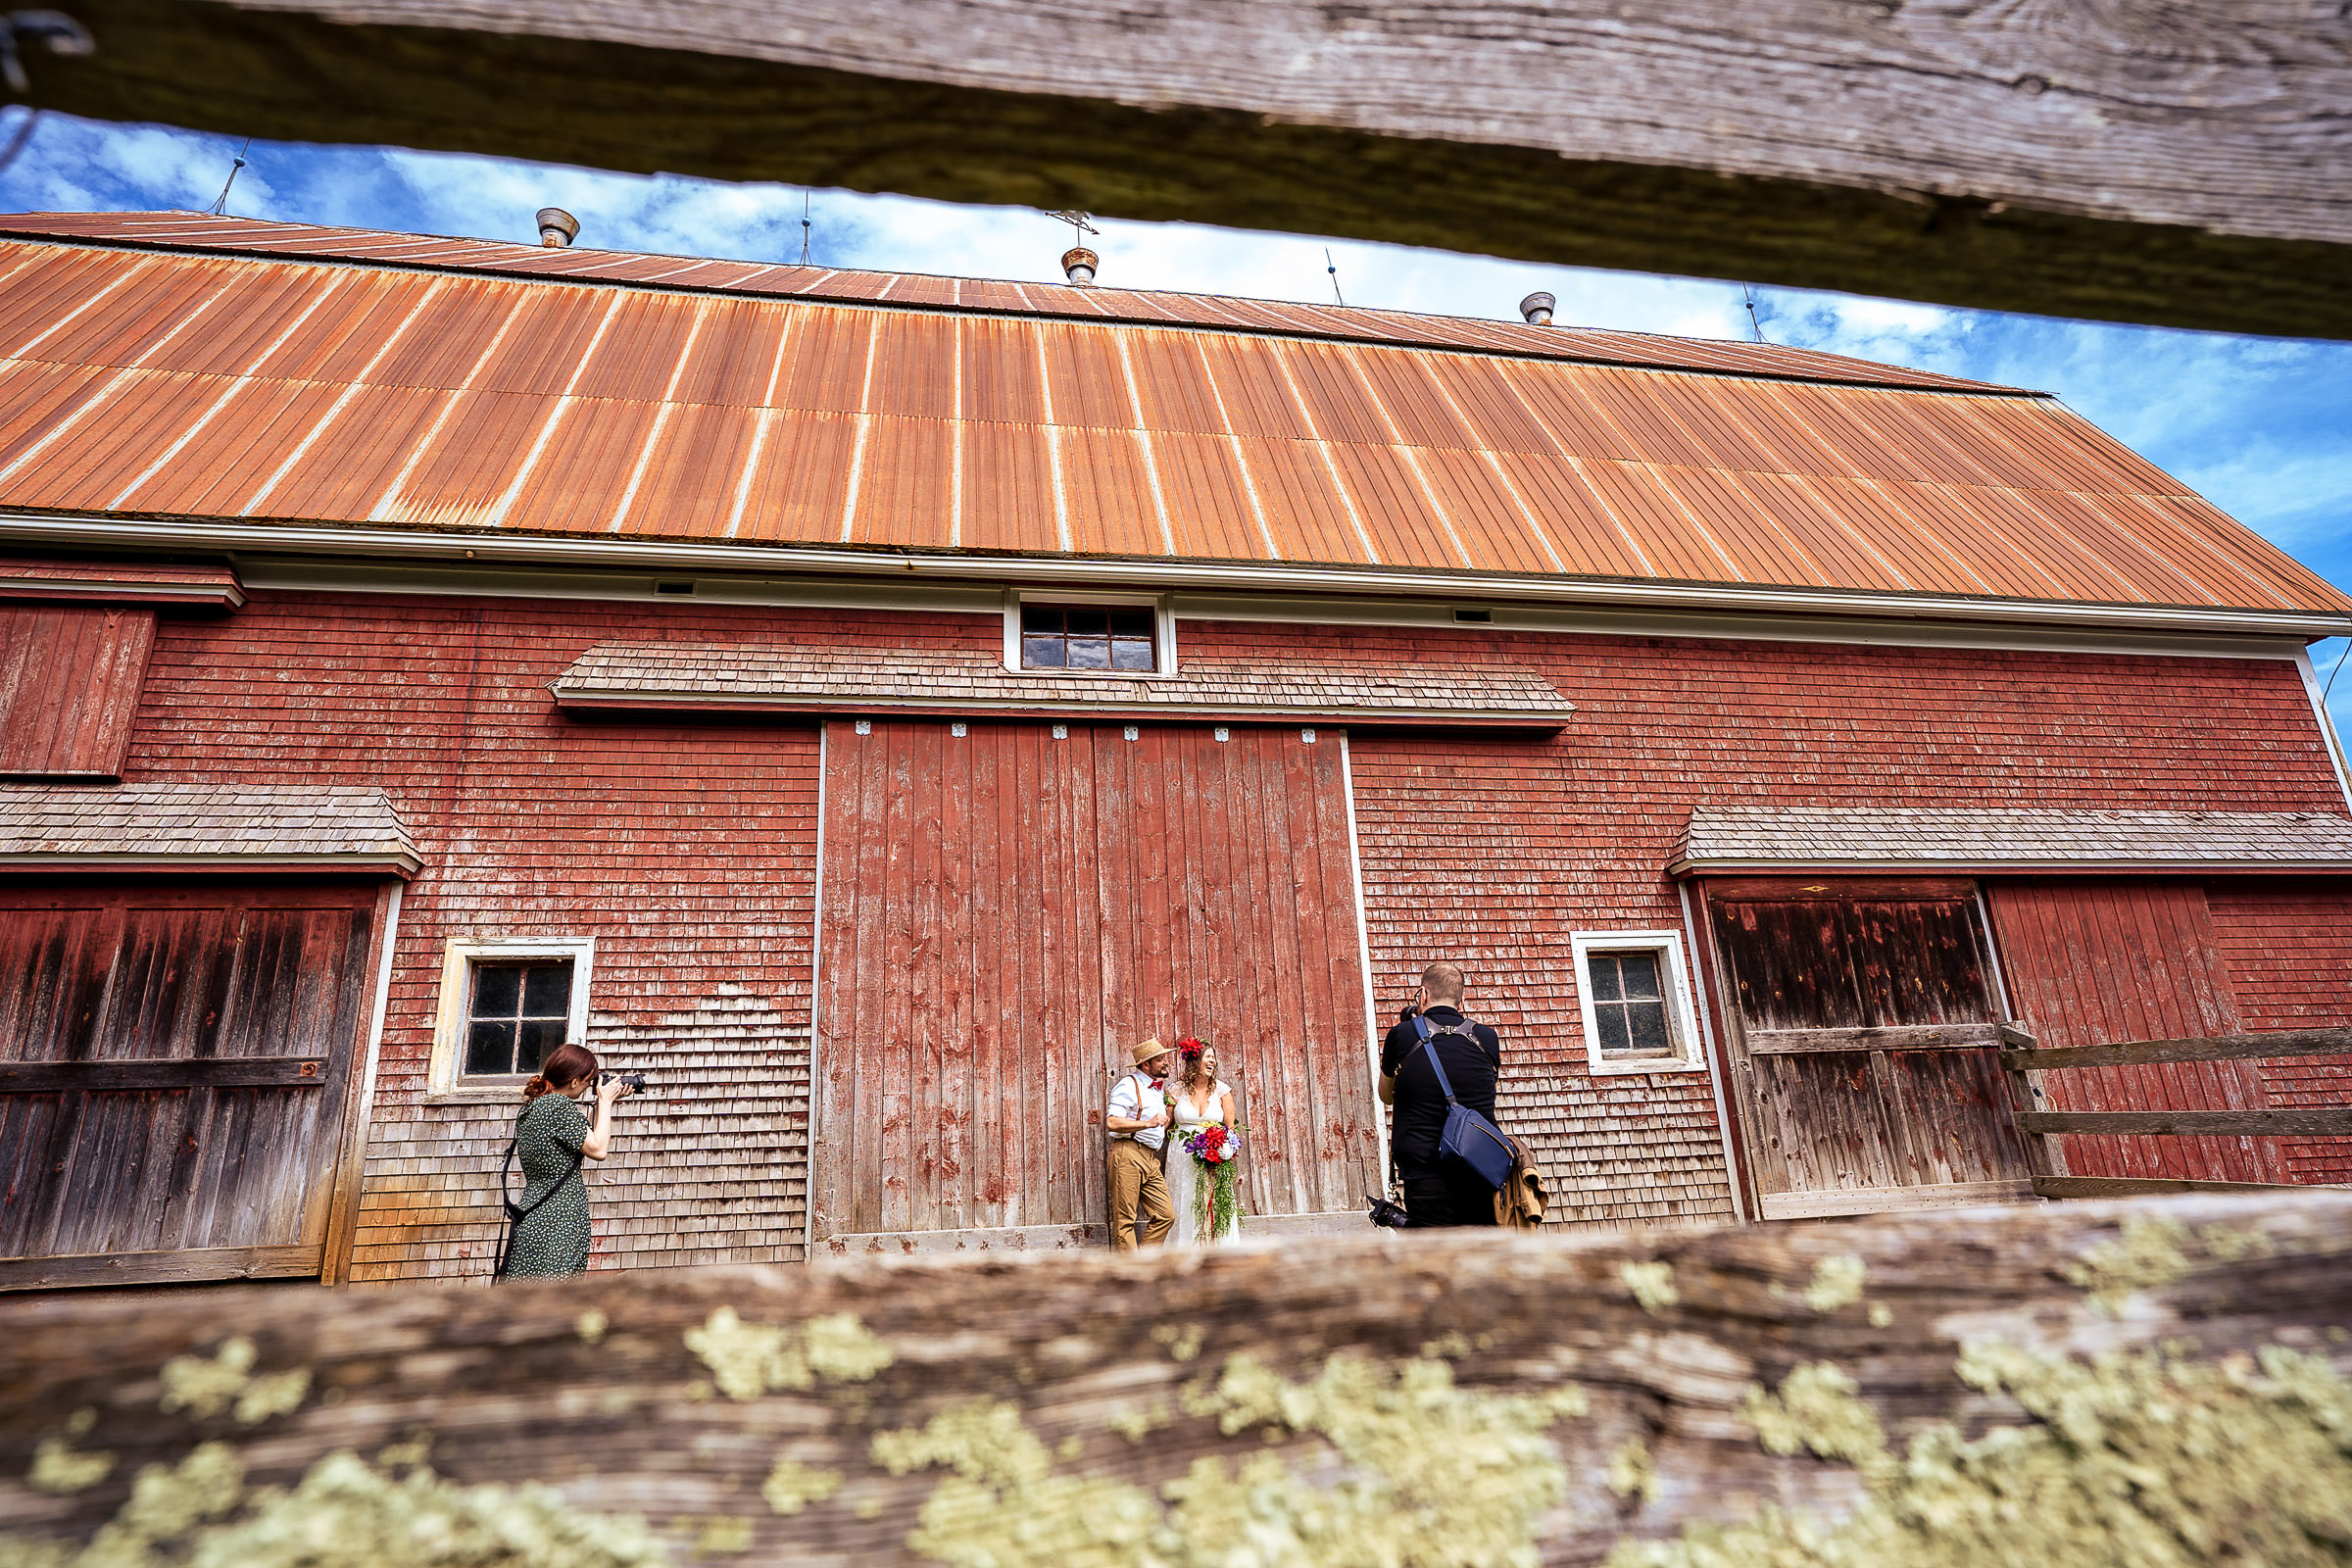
[1038,320,1133,432]
[805,271,892,301]
[1836,389,2016,490]
[617,401,765,539]
[1238,437,1370,566]
[1574,367,1722,471]
[1496,363,1642,463]
[959,421,1059,555]
[1198,337,1313,443]
[256,382,450,521]
[733,408,858,543]
[109,376,329,515]
[883,274,960,308]
[959,317,1046,426]
[1487,452,1653,578]
[1733,383,1868,480]
[1985,485,2179,604]
[1324,441,1468,569]
[2118,493,2326,611]
[1121,329,1227,436]
[473,286,625,398]
[1886,480,2077,601]
[1412,445,1555,575]
[846,415,956,551]
[1420,357,1552,458]
[1150,430,1278,562]
[1803,476,1995,597]
[367,279,523,392]
[671,296,790,408]
[772,306,873,416]
[1348,347,1475,452]
[0,367,213,511]
[568,292,704,404]
[1055,423,1164,556]
[1762,384,1933,485]
[1281,341,1392,447]
[4,249,161,364]
[1648,463,1834,589]
[262,271,442,385]
[866,312,957,421]
[136,263,324,377]
[1642,375,1788,476]
[0,361,109,472]
[372,387,547,530]
[502,396,666,533]
[1719,468,1910,592]
[1973,399,2163,498]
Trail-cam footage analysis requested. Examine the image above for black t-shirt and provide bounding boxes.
[1381,1006,1500,1168]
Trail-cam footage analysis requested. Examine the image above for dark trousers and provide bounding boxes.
[1398,1160,1498,1228]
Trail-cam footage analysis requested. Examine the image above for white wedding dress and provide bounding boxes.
[1166,1081,1242,1248]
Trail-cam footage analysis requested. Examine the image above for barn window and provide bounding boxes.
[1570,931,1707,1075]
[426,936,597,1102]
[1020,604,1156,671]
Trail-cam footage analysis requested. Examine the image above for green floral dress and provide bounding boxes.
[505,1092,592,1278]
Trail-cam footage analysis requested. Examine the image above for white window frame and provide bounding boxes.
[1571,929,1707,1076]
[425,936,597,1104]
[1004,589,1176,676]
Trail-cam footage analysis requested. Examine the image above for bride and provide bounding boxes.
[1166,1039,1242,1247]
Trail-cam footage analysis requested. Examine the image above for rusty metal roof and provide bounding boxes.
[0,212,2344,623]
[1674,805,2352,875]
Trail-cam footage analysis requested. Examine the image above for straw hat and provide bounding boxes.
[1131,1037,1170,1067]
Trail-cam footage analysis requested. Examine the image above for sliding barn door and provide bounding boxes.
[812,721,1380,1242]
[1703,879,2034,1219]
[0,881,380,1288]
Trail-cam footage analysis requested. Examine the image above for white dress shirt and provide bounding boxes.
[1107,1069,1168,1151]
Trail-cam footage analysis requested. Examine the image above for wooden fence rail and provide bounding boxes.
[2001,1024,2352,1200]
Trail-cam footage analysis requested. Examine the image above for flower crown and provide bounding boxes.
[1177,1037,1206,1060]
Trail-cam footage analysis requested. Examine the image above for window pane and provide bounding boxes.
[1067,636,1111,669]
[1022,635,1066,668]
[521,963,572,1017]
[1108,607,1154,638]
[1110,638,1154,671]
[1592,1005,1631,1055]
[1064,608,1108,636]
[1020,605,1062,634]
[1625,1000,1674,1056]
[470,964,521,1019]
[1586,954,1623,1002]
[1618,952,1663,1000]
[466,1019,517,1076]
[516,1018,565,1073]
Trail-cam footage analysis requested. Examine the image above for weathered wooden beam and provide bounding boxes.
[2034,1175,2345,1200]
[0,1243,319,1292]
[1745,1023,2000,1054]
[24,0,2352,338]
[2000,1026,2352,1074]
[0,1055,328,1091]
[2021,1108,2352,1138]
[2,1193,2348,1565]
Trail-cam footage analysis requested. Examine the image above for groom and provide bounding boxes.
[1105,1037,1176,1251]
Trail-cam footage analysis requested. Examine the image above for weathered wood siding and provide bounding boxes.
[1701,880,2032,1217]
[0,606,154,777]
[1986,878,2283,1185]
[813,718,1378,1241]
[2203,881,2352,1184]
[0,881,377,1285]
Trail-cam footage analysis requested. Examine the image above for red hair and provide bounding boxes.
[523,1042,599,1100]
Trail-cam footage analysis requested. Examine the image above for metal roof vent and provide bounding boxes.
[1519,291,1556,326]
[1061,246,1099,286]
[536,207,580,248]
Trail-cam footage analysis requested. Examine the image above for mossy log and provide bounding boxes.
[3,1192,2351,1566]
[27,0,2352,338]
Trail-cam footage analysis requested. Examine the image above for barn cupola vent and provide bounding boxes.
[1519,291,1556,326]
[1061,246,1100,286]
[536,207,580,248]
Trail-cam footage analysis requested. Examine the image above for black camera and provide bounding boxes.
[605,1071,648,1094]
[1365,1192,1409,1229]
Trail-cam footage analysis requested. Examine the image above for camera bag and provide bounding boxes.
[1414,1021,1514,1191]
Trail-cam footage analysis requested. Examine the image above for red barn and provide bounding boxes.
[0,210,2347,1290]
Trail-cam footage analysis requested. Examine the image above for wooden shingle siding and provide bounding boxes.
[2206,882,2352,1184]
[0,882,376,1281]
[812,718,1379,1240]
[0,606,154,777]
[1986,879,2284,1185]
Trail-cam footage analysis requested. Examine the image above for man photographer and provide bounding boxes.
[1380,961,1502,1228]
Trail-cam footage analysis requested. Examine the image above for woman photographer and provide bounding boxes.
[500,1041,633,1279]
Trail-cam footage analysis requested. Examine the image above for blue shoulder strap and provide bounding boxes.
[1417,1037,1459,1106]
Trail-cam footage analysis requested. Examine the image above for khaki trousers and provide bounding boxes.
[1106,1139,1173,1251]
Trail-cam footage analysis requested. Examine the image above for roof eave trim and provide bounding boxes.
[9,514,2348,641]
[0,851,421,876]
[1668,856,2352,878]
[0,579,245,608]
[552,688,1570,729]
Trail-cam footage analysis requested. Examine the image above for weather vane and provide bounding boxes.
[1047,211,1100,244]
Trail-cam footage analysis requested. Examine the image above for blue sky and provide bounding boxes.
[5,107,2349,754]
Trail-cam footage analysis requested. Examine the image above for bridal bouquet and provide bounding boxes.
[1180,1118,1245,1238]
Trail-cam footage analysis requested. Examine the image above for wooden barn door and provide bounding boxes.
[812,720,1380,1245]
[1702,878,2034,1219]
[0,882,381,1289]
[1985,878,2283,1185]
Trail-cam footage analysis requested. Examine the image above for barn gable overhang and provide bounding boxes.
[1,212,2347,644]
[551,642,1575,732]
[0,784,423,876]
[0,555,244,610]
[1670,805,2352,878]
